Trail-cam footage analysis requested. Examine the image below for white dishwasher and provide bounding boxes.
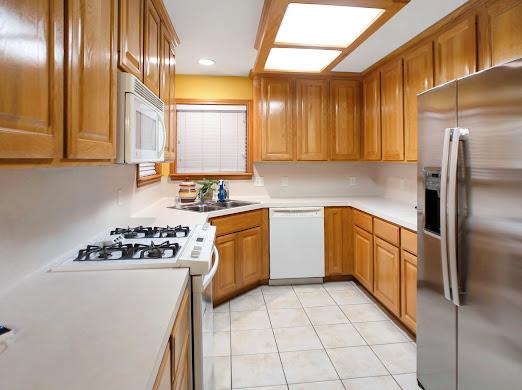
[269,207,325,280]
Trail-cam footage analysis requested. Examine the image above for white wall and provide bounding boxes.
[0,165,166,297]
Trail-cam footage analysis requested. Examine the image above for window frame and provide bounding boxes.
[136,163,162,187]
[169,98,253,180]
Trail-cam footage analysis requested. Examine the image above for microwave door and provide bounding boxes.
[157,112,166,161]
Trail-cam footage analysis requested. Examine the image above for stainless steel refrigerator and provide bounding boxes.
[417,58,522,390]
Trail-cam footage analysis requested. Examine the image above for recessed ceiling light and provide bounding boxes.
[265,48,341,72]
[198,58,215,66]
[275,3,384,48]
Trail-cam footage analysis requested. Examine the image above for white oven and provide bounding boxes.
[117,72,166,164]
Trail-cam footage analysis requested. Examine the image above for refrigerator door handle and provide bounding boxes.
[440,128,453,302]
[447,127,468,306]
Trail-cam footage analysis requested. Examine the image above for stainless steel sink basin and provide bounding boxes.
[172,200,258,212]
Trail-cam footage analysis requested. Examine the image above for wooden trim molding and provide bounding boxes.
[169,99,254,180]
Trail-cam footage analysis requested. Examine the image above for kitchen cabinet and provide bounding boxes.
[354,226,374,292]
[153,344,172,390]
[329,80,361,160]
[66,0,117,160]
[0,0,64,160]
[144,0,162,96]
[325,207,354,277]
[373,237,401,316]
[380,59,404,161]
[403,42,434,161]
[259,77,295,161]
[434,14,477,86]
[481,0,522,68]
[295,79,329,161]
[401,249,417,332]
[160,27,176,161]
[118,0,144,79]
[210,210,269,304]
[363,71,381,160]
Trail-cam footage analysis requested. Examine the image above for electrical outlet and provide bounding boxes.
[116,188,123,206]
[280,176,289,187]
[348,177,358,186]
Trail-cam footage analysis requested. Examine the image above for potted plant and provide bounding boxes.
[196,179,218,202]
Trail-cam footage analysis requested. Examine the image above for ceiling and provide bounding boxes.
[165,0,468,76]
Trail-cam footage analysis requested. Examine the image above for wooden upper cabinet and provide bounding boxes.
[403,42,434,162]
[363,71,381,161]
[66,0,117,160]
[325,207,354,276]
[167,44,177,162]
[160,25,176,161]
[260,78,294,161]
[144,0,161,96]
[0,0,63,160]
[295,79,328,161]
[434,14,477,85]
[482,0,522,68]
[380,59,404,161]
[329,80,361,160]
[119,0,144,79]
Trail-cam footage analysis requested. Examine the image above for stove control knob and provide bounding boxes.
[202,223,210,231]
[191,249,201,258]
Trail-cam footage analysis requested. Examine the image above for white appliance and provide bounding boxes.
[269,207,325,280]
[117,72,166,163]
[51,224,218,390]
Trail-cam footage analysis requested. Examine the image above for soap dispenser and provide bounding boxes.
[217,180,226,202]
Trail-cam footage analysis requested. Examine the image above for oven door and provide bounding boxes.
[192,246,219,390]
[125,92,166,163]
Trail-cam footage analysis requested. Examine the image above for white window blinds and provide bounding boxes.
[138,162,158,178]
[176,104,247,173]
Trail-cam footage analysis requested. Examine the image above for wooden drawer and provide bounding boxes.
[401,228,417,255]
[210,209,264,236]
[374,218,400,246]
[171,288,189,376]
[353,209,373,233]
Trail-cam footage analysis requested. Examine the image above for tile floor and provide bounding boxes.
[213,281,420,390]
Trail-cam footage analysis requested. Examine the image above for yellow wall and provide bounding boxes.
[175,74,253,100]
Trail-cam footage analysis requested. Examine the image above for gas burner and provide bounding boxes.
[110,226,153,239]
[134,241,180,259]
[156,225,190,238]
[75,243,134,262]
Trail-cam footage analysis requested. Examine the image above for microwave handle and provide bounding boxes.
[158,113,166,159]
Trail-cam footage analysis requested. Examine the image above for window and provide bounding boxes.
[136,163,161,187]
[170,100,252,179]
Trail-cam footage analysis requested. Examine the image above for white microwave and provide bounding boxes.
[117,72,166,164]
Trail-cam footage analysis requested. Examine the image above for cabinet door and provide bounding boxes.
[160,26,176,161]
[0,0,64,160]
[144,0,161,96]
[434,15,477,85]
[381,59,404,161]
[404,42,433,162]
[167,44,177,162]
[325,207,354,276]
[354,226,373,292]
[483,0,522,67]
[401,250,417,332]
[213,233,239,304]
[119,0,144,79]
[153,343,172,390]
[237,227,263,288]
[66,0,117,159]
[363,71,381,160]
[260,78,294,160]
[329,80,361,160]
[295,79,328,161]
[373,237,400,316]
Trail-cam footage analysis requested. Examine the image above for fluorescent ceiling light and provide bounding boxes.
[198,58,215,66]
[275,3,384,48]
[265,48,341,72]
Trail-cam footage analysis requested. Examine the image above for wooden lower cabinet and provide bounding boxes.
[373,237,401,316]
[401,249,417,332]
[324,207,354,276]
[211,210,269,305]
[354,226,374,292]
[153,344,172,390]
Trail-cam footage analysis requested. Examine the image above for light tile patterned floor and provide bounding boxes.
[213,281,420,390]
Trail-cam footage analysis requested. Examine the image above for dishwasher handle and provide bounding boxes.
[270,207,324,218]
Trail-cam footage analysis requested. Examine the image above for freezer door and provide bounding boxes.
[417,81,458,390]
[456,59,522,389]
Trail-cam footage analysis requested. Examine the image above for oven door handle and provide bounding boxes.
[202,246,219,290]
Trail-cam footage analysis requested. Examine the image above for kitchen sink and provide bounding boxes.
[172,200,258,213]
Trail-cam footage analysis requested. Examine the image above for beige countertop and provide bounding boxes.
[0,268,189,390]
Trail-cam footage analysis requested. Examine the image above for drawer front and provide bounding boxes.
[374,218,400,246]
[353,209,373,232]
[401,228,417,255]
[211,209,264,236]
[171,288,190,376]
